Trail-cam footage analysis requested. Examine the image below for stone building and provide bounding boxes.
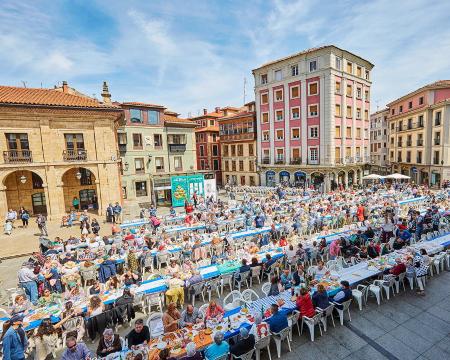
[369,108,389,175]
[0,82,124,219]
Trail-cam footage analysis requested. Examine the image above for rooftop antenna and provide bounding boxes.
[21,81,27,88]
[375,99,381,111]
[243,77,247,104]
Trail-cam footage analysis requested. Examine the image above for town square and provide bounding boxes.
[0,1,449,360]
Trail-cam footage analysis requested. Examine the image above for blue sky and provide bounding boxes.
[1,0,450,116]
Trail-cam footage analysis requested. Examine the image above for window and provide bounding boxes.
[356,128,361,139]
[335,57,341,70]
[134,158,145,173]
[130,109,142,123]
[79,168,92,185]
[418,115,424,127]
[391,108,395,115]
[364,110,369,120]
[407,118,413,129]
[434,150,440,165]
[397,151,402,162]
[276,148,284,162]
[435,131,441,145]
[364,89,370,101]
[291,64,299,76]
[261,112,269,124]
[65,133,85,151]
[199,145,205,156]
[335,81,341,94]
[154,134,163,148]
[148,110,159,125]
[290,86,299,98]
[346,126,352,138]
[291,128,300,139]
[275,89,283,101]
[334,126,341,138]
[231,145,236,156]
[200,159,205,170]
[212,145,219,156]
[408,101,413,109]
[223,145,228,156]
[174,156,183,170]
[390,151,394,159]
[209,120,215,126]
[274,69,282,81]
[398,136,403,147]
[291,107,300,119]
[232,161,236,171]
[417,151,422,164]
[335,104,341,117]
[6,133,30,151]
[249,161,255,172]
[292,148,300,161]
[346,62,352,73]
[168,134,186,144]
[346,106,352,118]
[118,133,127,146]
[356,66,362,77]
[135,181,147,197]
[391,123,395,130]
[419,96,424,105]
[155,157,164,172]
[309,148,318,162]
[309,104,318,117]
[308,82,318,95]
[237,144,243,156]
[356,87,362,99]
[309,60,317,72]
[435,111,442,125]
[275,110,283,121]
[365,70,370,80]
[262,131,269,141]
[356,108,361,119]
[239,160,244,171]
[248,144,254,156]
[407,134,412,146]
[346,84,353,97]
[399,105,403,113]
[32,172,43,189]
[261,74,268,84]
[213,159,219,170]
[309,126,318,138]
[224,160,229,171]
[276,129,284,140]
[261,93,268,104]
[132,133,143,149]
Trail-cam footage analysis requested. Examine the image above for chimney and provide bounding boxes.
[62,81,68,93]
[101,81,111,104]
[215,106,220,113]
[203,108,207,115]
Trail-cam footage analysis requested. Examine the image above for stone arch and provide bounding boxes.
[61,167,99,213]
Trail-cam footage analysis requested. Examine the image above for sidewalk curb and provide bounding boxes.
[0,252,33,261]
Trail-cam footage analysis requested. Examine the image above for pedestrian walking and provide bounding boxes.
[19,207,29,228]
[36,214,48,236]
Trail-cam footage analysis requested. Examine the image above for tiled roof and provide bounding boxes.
[190,111,223,119]
[121,102,165,109]
[218,111,255,121]
[163,114,196,126]
[387,80,450,106]
[195,126,219,132]
[0,86,118,109]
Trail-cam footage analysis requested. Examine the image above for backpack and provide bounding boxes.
[22,212,30,220]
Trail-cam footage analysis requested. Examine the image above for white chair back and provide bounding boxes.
[261,282,271,296]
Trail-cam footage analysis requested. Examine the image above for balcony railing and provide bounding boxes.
[398,142,403,147]
[433,158,440,165]
[261,157,270,164]
[290,157,302,165]
[434,138,441,145]
[406,140,412,146]
[118,144,127,153]
[3,150,33,163]
[335,157,343,164]
[156,167,165,173]
[63,149,87,161]
[275,157,285,164]
[307,159,319,165]
[417,140,423,146]
[168,144,186,153]
[416,157,422,164]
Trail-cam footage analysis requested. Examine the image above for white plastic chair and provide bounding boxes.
[156,253,170,270]
[189,282,206,306]
[220,273,234,295]
[223,290,243,311]
[145,292,163,313]
[261,282,271,297]
[235,270,251,292]
[146,312,164,338]
[199,303,209,318]
[255,335,272,360]
[394,272,406,293]
[288,310,301,340]
[241,289,260,303]
[331,299,352,325]
[301,313,323,341]
[352,285,368,310]
[206,278,221,302]
[373,278,395,300]
[271,327,291,358]
[250,266,261,287]
[316,304,335,332]
[368,281,383,305]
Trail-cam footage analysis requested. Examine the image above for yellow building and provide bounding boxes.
[387,80,450,186]
[0,82,124,219]
[219,102,259,186]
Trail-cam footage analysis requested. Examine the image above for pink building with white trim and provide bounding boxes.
[252,45,374,190]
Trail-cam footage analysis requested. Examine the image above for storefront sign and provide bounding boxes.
[170,174,205,207]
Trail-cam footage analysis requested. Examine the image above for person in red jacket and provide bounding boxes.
[296,287,316,318]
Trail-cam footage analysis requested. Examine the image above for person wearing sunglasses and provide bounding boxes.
[61,336,91,360]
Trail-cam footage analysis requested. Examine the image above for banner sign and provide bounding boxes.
[171,174,205,207]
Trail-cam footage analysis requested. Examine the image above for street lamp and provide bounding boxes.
[124,162,129,171]
[20,175,27,184]
[75,171,82,180]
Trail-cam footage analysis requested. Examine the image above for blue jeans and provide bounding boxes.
[21,281,38,305]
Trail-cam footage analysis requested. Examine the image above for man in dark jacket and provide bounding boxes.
[330,280,352,309]
[229,327,255,357]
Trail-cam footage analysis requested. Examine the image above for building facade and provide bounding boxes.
[118,103,197,206]
[0,82,123,220]
[386,80,450,186]
[369,108,389,174]
[219,102,259,186]
[252,45,373,190]
[192,107,240,186]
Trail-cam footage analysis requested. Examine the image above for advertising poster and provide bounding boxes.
[171,174,205,207]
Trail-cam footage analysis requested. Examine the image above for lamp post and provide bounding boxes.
[75,171,82,180]
[20,174,27,184]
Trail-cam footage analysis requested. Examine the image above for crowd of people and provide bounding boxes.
[1,182,449,359]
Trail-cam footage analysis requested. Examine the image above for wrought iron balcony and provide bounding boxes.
[290,157,302,165]
[417,140,423,146]
[434,138,441,145]
[168,144,186,153]
[261,157,270,164]
[3,150,33,163]
[63,149,87,161]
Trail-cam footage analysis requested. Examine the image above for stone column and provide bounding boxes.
[0,185,7,218]
[344,171,348,188]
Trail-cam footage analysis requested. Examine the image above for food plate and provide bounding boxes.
[156,342,167,350]
[204,328,212,335]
